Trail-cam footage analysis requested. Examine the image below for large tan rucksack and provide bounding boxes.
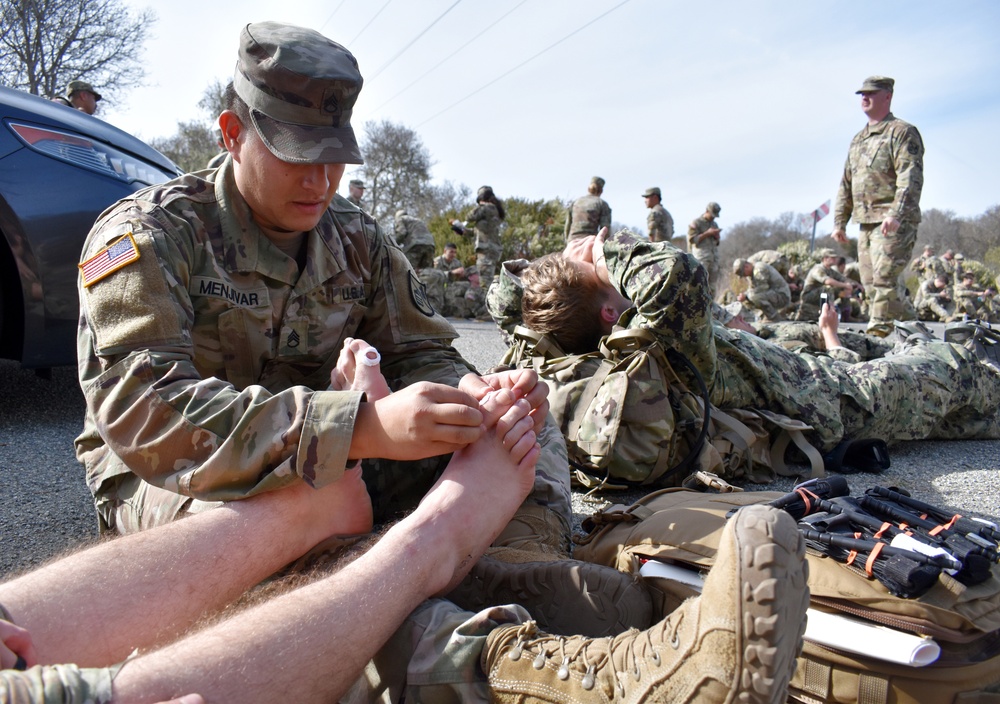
[573,486,1000,703]
[500,325,824,489]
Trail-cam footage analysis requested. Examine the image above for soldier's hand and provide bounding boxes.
[563,234,595,264]
[880,217,901,235]
[351,382,483,460]
[832,228,848,245]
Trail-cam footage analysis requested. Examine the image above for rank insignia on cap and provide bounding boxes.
[408,270,435,317]
[79,232,140,287]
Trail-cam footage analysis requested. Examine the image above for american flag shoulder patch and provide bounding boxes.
[79,231,141,287]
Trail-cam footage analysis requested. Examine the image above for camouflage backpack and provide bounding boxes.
[501,325,824,489]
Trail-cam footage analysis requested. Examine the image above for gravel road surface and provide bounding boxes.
[3,318,999,579]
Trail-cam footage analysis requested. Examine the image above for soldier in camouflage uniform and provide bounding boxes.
[833,76,924,337]
[345,178,365,208]
[564,176,611,241]
[687,201,723,299]
[642,186,673,242]
[915,275,955,321]
[511,230,1000,454]
[795,249,859,321]
[912,244,945,281]
[747,249,789,278]
[453,186,504,295]
[733,258,791,322]
[392,209,436,270]
[954,270,996,321]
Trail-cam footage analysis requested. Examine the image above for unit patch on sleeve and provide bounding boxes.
[79,231,140,287]
[408,270,435,317]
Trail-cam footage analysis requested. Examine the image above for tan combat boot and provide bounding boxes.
[481,504,809,703]
[446,504,653,638]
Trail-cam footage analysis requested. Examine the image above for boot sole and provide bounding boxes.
[446,555,653,638]
[731,505,810,704]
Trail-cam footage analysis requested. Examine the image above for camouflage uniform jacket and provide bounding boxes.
[802,262,849,296]
[393,213,435,254]
[834,112,924,228]
[467,202,502,255]
[646,203,674,242]
[346,194,363,209]
[434,254,467,280]
[917,254,947,281]
[686,215,719,261]
[75,160,476,506]
[565,194,611,240]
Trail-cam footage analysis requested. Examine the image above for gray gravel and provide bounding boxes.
[3,318,999,579]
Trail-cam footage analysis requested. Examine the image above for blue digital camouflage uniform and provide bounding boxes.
[75,158,570,534]
[834,112,924,334]
[601,231,1000,452]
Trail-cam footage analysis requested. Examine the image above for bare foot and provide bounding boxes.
[330,337,392,401]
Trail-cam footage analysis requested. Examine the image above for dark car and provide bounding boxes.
[0,86,182,369]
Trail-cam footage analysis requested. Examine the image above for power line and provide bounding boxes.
[417,0,633,128]
[318,0,349,33]
[369,0,463,81]
[370,0,531,113]
[348,0,394,46]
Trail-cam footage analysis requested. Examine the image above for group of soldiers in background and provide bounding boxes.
[912,244,997,322]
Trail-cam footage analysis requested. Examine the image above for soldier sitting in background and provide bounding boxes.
[915,275,956,322]
[733,258,790,322]
[795,249,859,321]
[432,243,486,319]
[392,209,436,270]
[954,270,996,321]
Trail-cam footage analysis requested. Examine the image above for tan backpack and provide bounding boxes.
[573,487,1000,704]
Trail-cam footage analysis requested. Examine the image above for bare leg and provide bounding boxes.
[110,383,538,704]
[0,471,372,668]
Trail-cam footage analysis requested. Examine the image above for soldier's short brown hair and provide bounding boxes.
[522,254,606,354]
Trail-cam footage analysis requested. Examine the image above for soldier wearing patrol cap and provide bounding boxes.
[565,175,612,241]
[796,248,859,321]
[687,201,723,298]
[642,186,674,242]
[346,178,365,208]
[65,79,102,115]
[832,75,924,337]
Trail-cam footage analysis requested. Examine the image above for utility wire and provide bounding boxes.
[417,0,632,127]
[369,0,463,81]
[348,0,394,46]
[318,0,348,33]
[371,0,530,113]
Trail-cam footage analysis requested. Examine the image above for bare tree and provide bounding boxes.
[148,81,228,173]
[0,0,154,104]
[357,120,433,222]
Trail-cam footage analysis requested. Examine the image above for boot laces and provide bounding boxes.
[505,614,683,693]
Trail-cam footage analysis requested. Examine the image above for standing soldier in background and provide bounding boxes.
[346,178,366,208]
[453,185,505,293]
[642,186,673,242]
[564,176,611,241]
[688,201,723,298]
[392,209,436,270]
[833,75,924,338]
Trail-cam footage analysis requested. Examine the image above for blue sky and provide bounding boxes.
[111,0,1000,236]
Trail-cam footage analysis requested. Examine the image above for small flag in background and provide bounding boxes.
[79,232,140,287]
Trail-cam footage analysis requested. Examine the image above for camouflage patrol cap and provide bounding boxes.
[591,176,606,189]
[818,248,838,259]
[923,244,934,253]
[349,179,365,188]
[962,269,974,279]
[732,258,748,274]
[955,252,965,260]
[641,187,661,198]
[66,80,101,101]
[477,185,494,200]
[856,76,894,94]
[706,202,721,215]
[235,21,364,164]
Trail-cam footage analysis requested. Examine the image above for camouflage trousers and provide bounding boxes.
[418,268,449,316]
[916,296,954,322]
[476,246,502,293]
[756,321,894,362]
[858,221,918,332]
[405,245,436,271]
[443,281,486,319]
[746,289,788,321]
[341,599,531,703]
[692,252,721,300]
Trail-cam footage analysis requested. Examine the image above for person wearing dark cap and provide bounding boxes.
[832,75,924,338]
[795,248,860,321]
[642,186,673,242]
[564,175,611,241]
[65,80,102,115]
[346,177,365,208]
[687,201,723,298]
[452,185,506,292]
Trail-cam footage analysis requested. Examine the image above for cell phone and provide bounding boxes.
[820,292,829,306]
